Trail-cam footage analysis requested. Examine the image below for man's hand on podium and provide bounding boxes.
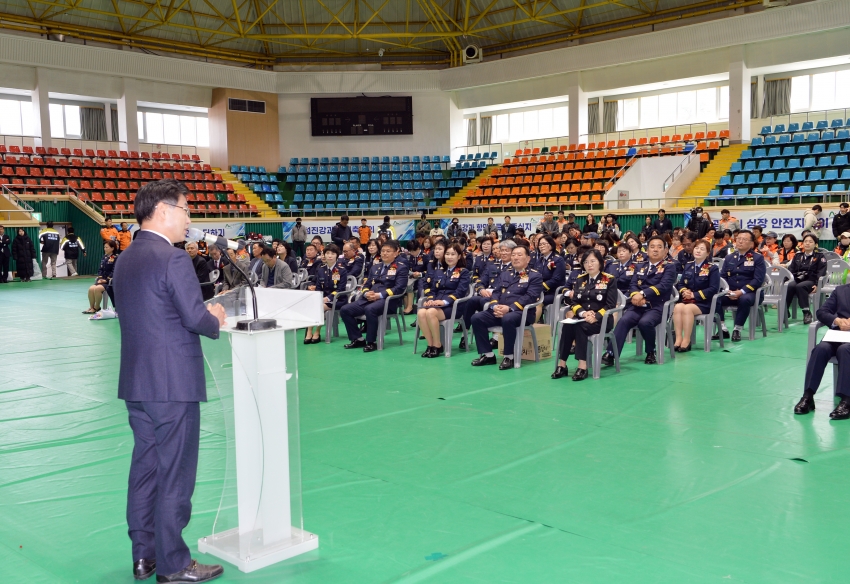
[207,303,227,327]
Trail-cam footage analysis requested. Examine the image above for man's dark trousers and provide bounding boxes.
[126,401,200,576]
[805,341,850,397]
[719,293,757,326]
[611,305,663,354]
[341,297,399,343]
[471,308,534,355]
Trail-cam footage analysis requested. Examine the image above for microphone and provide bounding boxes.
[186,228,246,251]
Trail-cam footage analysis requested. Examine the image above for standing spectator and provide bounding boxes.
[116,222,132,251]
[100,218,119,245]
[718,209,740,232]
[39,221,61,279]
[83,240,118,312]
[415,213,431,235]
[377,216,395,239]
[430,222,444,237]
[0,225,10,283]
[290,217,307,258]
[482,217,499,238]
[60,227,86,276]
[640,216,654,240]
[259,247,293,289]
[786,234,827,324]
[583,214,599,234]
[330,215,352,248]
[686,207,711,239]
[357,218,372,247]
[804,204,823,238]
[833,203,850,239]
[500,215,516,240]
[446,217,463,239]
[537,211,559,235]
[561,212,580,234]
[206,245,225,288]
[652,209,673,235]
[600,214,621,238]
[185,242,214,301]
[12,228,35,282]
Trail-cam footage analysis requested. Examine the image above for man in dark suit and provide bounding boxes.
[500,215,516,241]
[112,179,227,583]
[795,284,850,420]
[0,225,10,283]
[652,209,673,235]
[206,245,225,288]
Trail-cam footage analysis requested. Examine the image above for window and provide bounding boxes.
[811,73,835,111]
[553,106,568,136]
[508,112,524,142]
[0,100,24,135]
[719,86,729,120]
[790,75,810,112]
[49,104,64,138]
[141,111,209,146]
[197,117,209,147]
[137,111,144,141]
[47,104,82,138]
[492,113,509,142]
[837,70,850,109]
[523,110,539,140]
[677,91,696,125]
[179,116,196,146]
[658,93,677,126]
[617,86,728,130]
[162,114,180,145]
[538,109,553,139]
[64,105,81,137]
[695,88,716,123]
[622,98,639,129]
[640,96,659,129]
[477,104,569,144]
[146,112,164,143]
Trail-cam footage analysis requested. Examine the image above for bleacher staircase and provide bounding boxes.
[677,144,748,207]
[435,166,498,215]
[218,169,278,218]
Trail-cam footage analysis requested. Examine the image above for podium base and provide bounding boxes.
[198,526,319,573]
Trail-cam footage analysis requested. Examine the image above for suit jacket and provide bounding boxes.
[817,284,850,329]
[500,223,516,240]
[207,257,225,284]
[222,257,250,291]
[0,234,10,258]
[113,230,221,403]
[260,258,294,289]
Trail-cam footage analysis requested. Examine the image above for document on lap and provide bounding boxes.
[822,330,850,343]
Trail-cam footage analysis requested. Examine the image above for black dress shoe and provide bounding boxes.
[363,342,378,352]
[600,351,614,367]
[458,338,467,350]
[156,560,223,583]
[344,339,367,349]
[830,398,850,420]
[551,365,569,379]
[572,368,589,381]
[499,357,515,370]
[803,312,813,324]
[303,336,312,345]
[794,395,815,415]
[711,330,730,340]
[432,346,444,357]
[731,329,742,342]
[471,354,497,366]
[644,351,657,364]
[678,345,691,353]
[489,338,499,349]
[454,323,463,333]
[421,346,434,357]
[134,559,156,581]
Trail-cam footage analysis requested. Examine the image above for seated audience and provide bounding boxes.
[716,230,767,342]
[795,282,850,420]
[340,240,409,352]
[672,239,720,352]
[778,234,797,265]
[533,235,566,307]
[459,240,514,347]
[259,246,293,289]
[299,243,322,280]
[786,234,827,324]
[418,242,470,358]
[552,249,618,381]
[341,241,365,281]
[470,244,543,370]
[84,240,119,313]
[304,244,348,344]
[186,241,214,301]
[602,236,676,366]
[364,239,381,274]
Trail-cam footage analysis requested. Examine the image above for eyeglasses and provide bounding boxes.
[162,202,190,216]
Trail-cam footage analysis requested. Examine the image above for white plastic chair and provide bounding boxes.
[690,278,729,352]
[554,291,626,380]
[487,293,545,369]
[762,266,792,332]
[324,275,358,343]
[412,286,475,357]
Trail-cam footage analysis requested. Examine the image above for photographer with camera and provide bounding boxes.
[686,207,711,240]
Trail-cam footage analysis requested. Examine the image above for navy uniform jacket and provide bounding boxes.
[486,267,544,312]
[679,260,720,312]
[628,259,677,309]
[476,259,511,291]
[632,250,649,263]
[788,252,827,283]
[473,253,497,282]
[98,253,118,280]
[361,259,409,299]
[534,253,567,294]
[675,249,694,274]
[407,252,427,275]
[316,262,348,299]
[721,250,767,293]
[569,272,619,318]
[608,261,636,294]
[300,256,321,278]
[816,284,850,327]
[340,254,364,280]
[423,266,471,307]
[113,231,221,403]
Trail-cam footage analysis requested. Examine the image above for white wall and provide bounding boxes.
[604,155,693,209]
[278,92,457,162]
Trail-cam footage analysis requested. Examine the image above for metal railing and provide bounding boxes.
[768,108,850,130]
[452,143,503,163]
[0,185,35,220]
[0,134,200,157]
[589,122,710,145]
[662,150,699,193]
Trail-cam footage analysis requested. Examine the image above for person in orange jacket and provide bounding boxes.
[116,222,133,251]
[100,218,119,248]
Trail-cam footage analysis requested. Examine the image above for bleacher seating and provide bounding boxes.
[707,127,850,205]
[0,148,255,218]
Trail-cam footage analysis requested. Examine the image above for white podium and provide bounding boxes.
[198,287,323,573]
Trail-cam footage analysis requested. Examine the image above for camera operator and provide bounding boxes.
[686,207,711,240]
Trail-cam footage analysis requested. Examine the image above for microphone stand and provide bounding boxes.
[215,237,277,332]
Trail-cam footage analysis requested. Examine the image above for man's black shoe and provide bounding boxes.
[830,398,850,420]
[803,312,813,325]
[471,355,497,366]
[731,329,742,342]
[551,365,568,379]
[458,338,467,350]
[572,368,589,381]
[794,395,815,415]
[344,339,366,349]
[489,338,499,349]
[499,357,515,370]
[644,351,657,365]
[454,323,463,333]
[711,330,730,340]
[363,342,378,352]
[600,351,614,367]
[134,559,156,581]
[156,560,223,583]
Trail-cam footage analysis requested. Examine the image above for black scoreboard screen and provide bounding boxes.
[311,96,413,136]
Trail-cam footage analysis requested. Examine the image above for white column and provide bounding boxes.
[728,52,751,144]
[103,102,113,142]
[567,73,588,145]
[31,68,51,149]
[117,78,139,151]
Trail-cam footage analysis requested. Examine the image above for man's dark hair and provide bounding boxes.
[658,209,666,214]
[272,238,282,245]
[616,242,632,254]
[738,230,755,242]
[647,235,668,247]
[67,227,75,234]
[381,240,400,252]
[841,202,850,209]
[341,215,349,222]
[383,215,391,223]
[406,239,420,252]
[324,243,341,256]
[752,225,763,233]
[714,231,725,240]
[680,231,696,243]
[47,221,54,228]
[721,208,730,214]
[134,179,189,224]
[260,246,277,259]
[512,243,530,256]
[802,233,820,246]
[813,205,823,212]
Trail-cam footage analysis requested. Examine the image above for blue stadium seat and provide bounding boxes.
[825,169,839,181]
[764,136,777,146]
[787,123,800,133]
[818,156,832,167]
[761,172,775,183]
[772,159,786,170]
[802,157,816,168]
[812,143,826,155]
[293,194,303,202]
[765,149,780,160]
[790,171,806,183]
[751,137,763,146]
[740,150,752,159]
[787,158,801,169]
[833,183,847,192]
[791,133,805,143]
[719,175,731,186]
[766,187,780,195]
[778,134,791,144]
[807,170,823,182]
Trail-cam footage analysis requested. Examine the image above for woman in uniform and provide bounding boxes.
[625,234,647,263]
[299,243,322,280]
[672,239,719,351]
[363,239,381,274]
[786,234,827,324]
[552,249,618,381]
[84,240,119,314]
[535,235,566,307]
[417,242,470,357]
[421,239,446,294]
[304,244,348,343]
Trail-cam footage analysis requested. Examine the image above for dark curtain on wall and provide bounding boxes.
[480,116,492,145]
[762,79,791,117]
[467,118,477,146]
[603,101,618,133]
[111,108,119,141]
[80,106,108,141]
[587,101,600,135]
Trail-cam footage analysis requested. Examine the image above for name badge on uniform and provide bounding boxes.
[626,269,634,276]
[388,268,397,276]
[595,282,607,289]
[332,272,340,281]
[656,266,664,273]
[744,260,754,267]
[519,275,529,283]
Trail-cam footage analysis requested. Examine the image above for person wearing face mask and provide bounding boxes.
[552,249,618,381]
[672,239,720,352]
[785,234,827,325]
[714,230,767,342]
[835,231,850,257]
[418,243,471,358]
[446,217,463,239]
[686,207,711,240]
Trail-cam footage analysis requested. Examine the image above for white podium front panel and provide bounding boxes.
[199,322,318,572]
